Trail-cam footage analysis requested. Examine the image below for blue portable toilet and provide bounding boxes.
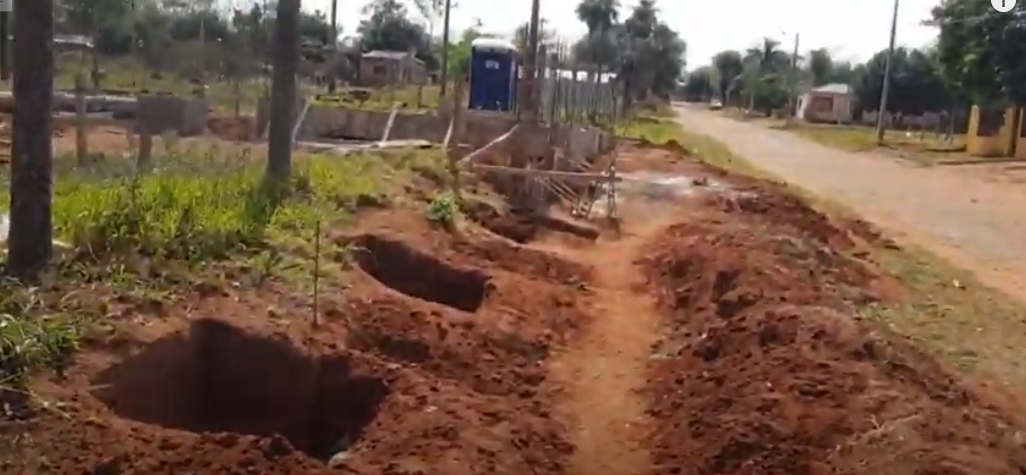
[469,38,518,112]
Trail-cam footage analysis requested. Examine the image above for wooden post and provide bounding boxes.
[448,78,466,201]
[74,73,88,164]
[232,76,241,118]
[0,12,9,81]
[380,102,400,142]
[137,131,153,171]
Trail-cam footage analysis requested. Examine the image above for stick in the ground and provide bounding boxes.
[312,219,322,327]
[74,73,88,165]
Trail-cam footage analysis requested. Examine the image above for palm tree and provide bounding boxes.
[575,0,620,76]
[741,37,789,111]
[8,0,56,278]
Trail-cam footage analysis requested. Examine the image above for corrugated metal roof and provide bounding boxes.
[363,50,412,60]
[811,83,852,94]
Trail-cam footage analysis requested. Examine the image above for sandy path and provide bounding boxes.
[542,214,672,475]
[673,105,1026,303]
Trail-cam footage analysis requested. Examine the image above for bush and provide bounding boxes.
[426,191,460,225]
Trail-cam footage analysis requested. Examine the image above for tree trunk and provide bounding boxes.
[266,0,301,178]
[7,0,55,279]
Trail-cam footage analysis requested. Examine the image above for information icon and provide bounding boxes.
[993,0,1016,13]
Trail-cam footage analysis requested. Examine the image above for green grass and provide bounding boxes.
[624,112,1026,391]
[773,122,966,158]
[616,116,768,177]
[0,144,448,406]
[312,84,443,112]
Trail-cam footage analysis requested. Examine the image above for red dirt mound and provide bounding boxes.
[639,190,1026,475]
[208,116,256,141]
[24,317,573,475]
[9,203,593,475]
[460,198,599,245]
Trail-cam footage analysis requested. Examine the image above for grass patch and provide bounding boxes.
[775,122,966,159]
[630,114,1026,391]
[0,144,448,410]
[616,116,770,177]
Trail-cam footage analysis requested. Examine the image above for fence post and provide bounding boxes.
[74,73,89,165]
[448,79,467,202]
[137,131,153,171]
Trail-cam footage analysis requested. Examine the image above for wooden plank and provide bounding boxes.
[52,115,132,128]
[466,163,621,182]
[538,177,577,203]
[544,177,578,200]
[457,125,519,166]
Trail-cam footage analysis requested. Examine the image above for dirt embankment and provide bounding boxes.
[12,201,599,475]
[8,136,1026,475]
[638,177,1026,475]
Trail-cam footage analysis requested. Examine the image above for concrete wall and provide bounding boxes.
[136,95,209,136]
[256,100,615,170]
[289,104,521,150]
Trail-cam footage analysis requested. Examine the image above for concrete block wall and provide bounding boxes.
[136,95,209,136]
[263,101,615,171]
[294,105,521,150]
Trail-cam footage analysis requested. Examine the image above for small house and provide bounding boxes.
[358,50,427,87]
[796,83,855,124]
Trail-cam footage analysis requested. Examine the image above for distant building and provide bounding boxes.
[796,83,855,124]
[357,50,427,87]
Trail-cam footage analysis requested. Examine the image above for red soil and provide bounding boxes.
[638,179,1026,475]
[6,138,1026,475]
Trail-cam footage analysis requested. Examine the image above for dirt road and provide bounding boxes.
[674,105,1026,302]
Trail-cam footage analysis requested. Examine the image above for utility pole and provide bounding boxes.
[524,0,542,122]
[328,0,338,93]
[875,0,899,145]
[784,32,800,128]
[439,0,452,97]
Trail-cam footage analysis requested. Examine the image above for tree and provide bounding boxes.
[358,0,435,69]
[445,18,481,78]
[738,38,789,111]
[513,19,555,58]
[930,0,1026,107]
[410,0,457,41]
[574,0,619,68]
[266,0,300,179]
[851,46,948,116]
[682,67,714,101]
[616,0,686,99]
[712,50,743,104]
[8,0,57,278]
[806,48,832,86]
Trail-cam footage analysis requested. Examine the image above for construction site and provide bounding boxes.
[2,20,1026,475]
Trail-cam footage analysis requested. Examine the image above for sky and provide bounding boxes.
[299,0,942,67]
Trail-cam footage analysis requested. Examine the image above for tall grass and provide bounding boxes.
[0,143,445,403]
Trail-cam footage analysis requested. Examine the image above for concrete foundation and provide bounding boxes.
[0,91,208,137]
[257,100,617,164]
[136,95,209,136]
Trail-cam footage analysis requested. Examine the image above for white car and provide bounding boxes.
[708,99,723,110]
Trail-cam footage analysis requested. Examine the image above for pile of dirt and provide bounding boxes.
[207,116,256,141]
[13,211,591,475]
[638,189,1026,475]
[460,198,599,245]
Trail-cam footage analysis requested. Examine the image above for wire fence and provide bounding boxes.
[537,42,620,129]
